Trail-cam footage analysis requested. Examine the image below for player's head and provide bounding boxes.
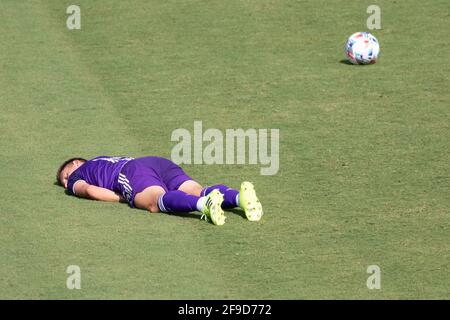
[56,157,87,188]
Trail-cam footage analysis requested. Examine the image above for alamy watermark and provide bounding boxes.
[367,5,381,30]
[66,265,81,289]
[66,5,81,30]
[170,121,279,175]
[366,265,381,290]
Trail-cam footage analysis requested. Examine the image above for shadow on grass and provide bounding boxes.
[54,179,247,221]
[168,208,247,221]
[167,212,202,220]
[339,59,355,65]
[225,208,247,220]
[53,181,71,195]
[166,207,248,222]
[339,59,377,66]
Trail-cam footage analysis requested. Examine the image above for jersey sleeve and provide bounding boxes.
[66,170,86,195]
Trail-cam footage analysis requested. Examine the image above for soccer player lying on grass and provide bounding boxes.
[56,156,263,225]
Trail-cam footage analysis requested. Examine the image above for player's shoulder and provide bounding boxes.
[67,166,84,181]
[66,167,85,195]
[90,156,134,163]
[90,155,110,161]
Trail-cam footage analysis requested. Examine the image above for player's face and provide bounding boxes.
[60,165,73,189]
[60,162,80,189]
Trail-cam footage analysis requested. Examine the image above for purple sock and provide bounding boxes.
[158,190,200,213]
[201,184,239,209]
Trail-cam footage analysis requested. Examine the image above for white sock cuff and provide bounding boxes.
[158,194,168,213]
[196,196,206,212]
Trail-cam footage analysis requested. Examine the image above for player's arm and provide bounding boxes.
[72,180,123,202]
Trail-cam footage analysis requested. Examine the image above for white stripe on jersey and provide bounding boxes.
[92,157,134,163]
[118,178,132,190]
[118,175,131,185]
[119,182,132,193]
[118,176,131,185]
[118,174,130,183]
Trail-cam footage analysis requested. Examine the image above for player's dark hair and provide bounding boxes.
[56,157,87,186]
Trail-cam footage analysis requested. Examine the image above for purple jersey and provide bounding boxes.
[67,156,133,195]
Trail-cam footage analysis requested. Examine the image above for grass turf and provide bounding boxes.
[0,0,449,299]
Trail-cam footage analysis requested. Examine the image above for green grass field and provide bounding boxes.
[0,0,449,299]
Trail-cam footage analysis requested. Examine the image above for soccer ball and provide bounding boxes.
[345,32,380,65]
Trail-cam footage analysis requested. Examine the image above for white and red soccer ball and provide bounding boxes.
[345,32,380,65]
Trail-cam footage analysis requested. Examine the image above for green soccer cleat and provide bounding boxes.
[239,181,263,221]
[200,189,227,226]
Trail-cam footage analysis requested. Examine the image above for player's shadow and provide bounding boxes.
[54,180,247,221]
[225,208,247,220]
[168,212,202,220]
[170,209,246,221]
[169,208,247,221]
[53,181,71,195]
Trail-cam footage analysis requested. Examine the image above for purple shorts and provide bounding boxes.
[118,156,192,207]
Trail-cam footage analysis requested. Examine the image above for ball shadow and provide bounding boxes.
[339,59,355,65]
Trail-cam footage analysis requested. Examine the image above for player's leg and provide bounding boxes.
[182,181,263,221]
[134,186,166,213]
[154,158,228,225]
[177,180,203,196]
[199,182,263,221]
[238,181,263,222]
[151,157,262,222]
[119,159,168,212]
[133,184,201,214]
[133,184,226,225]
[176,180,240,209]
[158,189,226,226]
[120,157,223,224]
[200,184,240,209]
